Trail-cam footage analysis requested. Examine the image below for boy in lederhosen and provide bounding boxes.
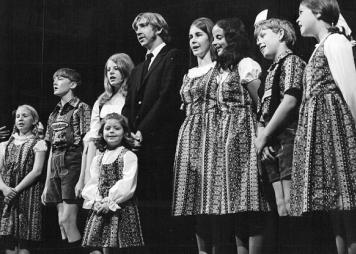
[42,68,91,253]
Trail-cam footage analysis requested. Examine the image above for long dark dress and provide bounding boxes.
[215,58,269,213]
[290,35,356,216]
[0,134,46,243]
[172,63,222,215]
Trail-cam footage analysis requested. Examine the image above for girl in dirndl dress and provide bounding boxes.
[81,113,143,254]
[0,105,47,254]
[292,0,356,253]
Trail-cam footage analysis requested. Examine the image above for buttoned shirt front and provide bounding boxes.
[45,97,91,151]
[146,42,166,69]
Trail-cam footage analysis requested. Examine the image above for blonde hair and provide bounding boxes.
[13,104,40,135]
[98,53,135,108]
[132,12,171,43]
[254,18,296,48]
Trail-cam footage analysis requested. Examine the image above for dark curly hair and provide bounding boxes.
[215,18,251,70]
[95,113,134,152]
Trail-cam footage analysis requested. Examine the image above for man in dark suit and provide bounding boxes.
[122,12,186,253]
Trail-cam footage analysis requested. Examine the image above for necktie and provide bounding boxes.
[141,53,153,81]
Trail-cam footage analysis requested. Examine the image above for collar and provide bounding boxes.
[146,42,166,59]
[12,132,35,141]
[268,49,293,71]
[315,32,331,48]
[55,96,80,110]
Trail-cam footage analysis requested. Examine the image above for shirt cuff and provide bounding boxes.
[102,197,121,212]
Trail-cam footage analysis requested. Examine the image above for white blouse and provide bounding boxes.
[187,61,216,79]
[84,92,126,141]
[323,33,356,120]
[238,57,262,84]
[216,57,261,85]
[81,146,138,211]
[309,33,356,120]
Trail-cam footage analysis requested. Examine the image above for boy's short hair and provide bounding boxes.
[53,68,82,86]
[254,18,296,48]
[132,12,171,43]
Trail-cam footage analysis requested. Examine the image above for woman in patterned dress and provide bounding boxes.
[292,0,356,253]
[0,105,47,254]
[212,18,269,254]
[81,113,143,254]
[172,17,230,253]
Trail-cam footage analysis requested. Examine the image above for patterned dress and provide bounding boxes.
[82,147,144,248]
[215,58,269,213]
[172,62,221,215]
[290,35,356,216]
[0,134,47,243]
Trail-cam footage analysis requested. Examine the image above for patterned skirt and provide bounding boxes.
[290,92,356,216]
[82,200,144,248]
[216,111,269,213]
[172,111,219,215]
[0,185,42,241]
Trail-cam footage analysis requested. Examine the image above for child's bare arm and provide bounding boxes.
[263,95,297,137]
[246,79,261,108]
[41,147,52,205]
[255,95,297,154]
[14,150,46,193]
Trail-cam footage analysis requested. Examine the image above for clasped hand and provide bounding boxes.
[131,131,142,150]
[1,186,18,204]
[255,127,276,161]
[93,200,110,215]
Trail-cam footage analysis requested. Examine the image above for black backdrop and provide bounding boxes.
[1,0,355,127]
[0,0,355,252]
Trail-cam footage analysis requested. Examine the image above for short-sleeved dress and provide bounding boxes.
[81,146,144,248]
[172,62,221,215]
[0,134,47,243]
[290,34,356,216]
[216,58,269,213]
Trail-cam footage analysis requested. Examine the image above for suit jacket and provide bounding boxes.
[122,45,187,147]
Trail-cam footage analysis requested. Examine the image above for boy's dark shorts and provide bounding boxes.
[262,128,296,183]
[45,149,82,204]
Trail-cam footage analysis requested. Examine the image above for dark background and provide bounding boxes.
[0,0,355,253]
[0,0,355,127]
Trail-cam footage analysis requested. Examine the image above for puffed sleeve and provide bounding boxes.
[238,57,262,85]
[33,140,48,153]
[81,155,101,209]
[105,150,138,211]
[325,34,356,120]
[83,99,101,142]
